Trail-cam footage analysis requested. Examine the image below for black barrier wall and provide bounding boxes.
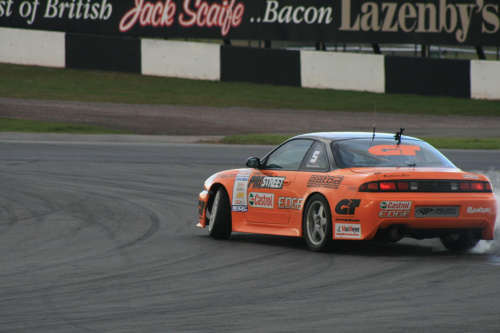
[385,57,471,99]
[5,28,492,99]
[62,33,475,98]
[65,34,141,73]
[221,46,301,87]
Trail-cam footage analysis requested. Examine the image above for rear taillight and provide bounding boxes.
[397,182,409,190]
[380,181,396,190]
[459,181,489,191]
[359,180,493,192]
[471,182,485,191]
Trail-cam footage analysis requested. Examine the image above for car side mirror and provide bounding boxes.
[246,157,261,169]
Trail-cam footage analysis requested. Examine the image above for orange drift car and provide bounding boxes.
[198,131,497,252]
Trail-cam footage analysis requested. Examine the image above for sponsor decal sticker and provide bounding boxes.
[335,199,361,215]
[232,205,247,212]
[217,172,236,179]
[248,192,274,209]
[467,207,491,214]
[278,197,303,210]
[335,218,360,222]
[306,150,325,169]
[415,206,459,218]
[378,201,412,218]
[248,175,286,189]
[335,223,362,239]
[310,150,321,163]
[380,201,412,210]
[463,174,480,179]
[231,169,252,212]
[368,145,420,156]
[307,175,344,189]
[379,210,411,218]
[198,200,206,218]
[383,174,411,178]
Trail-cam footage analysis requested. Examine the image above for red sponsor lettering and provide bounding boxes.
[120,0,176,32]
[119,0,245,36]
[178,0,245,36]
[254,194,272,206]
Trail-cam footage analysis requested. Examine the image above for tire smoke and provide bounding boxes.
[472,169,500,254]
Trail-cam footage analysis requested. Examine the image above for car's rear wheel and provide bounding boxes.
[303,194,332,252]
[440,232,479,252]
[208,187,232,240]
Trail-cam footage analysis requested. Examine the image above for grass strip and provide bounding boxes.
[221,134,500,150]
[0,118,130,134]
[1,64,500,116]
[220,134,292,145]
[422,137,500,150]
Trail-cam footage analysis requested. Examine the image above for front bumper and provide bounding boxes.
[197,190,210,228]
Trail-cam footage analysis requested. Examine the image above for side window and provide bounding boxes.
[301,142,328,171]
[263,139,314,171]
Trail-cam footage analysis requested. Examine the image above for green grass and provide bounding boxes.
[422,137,500,150]
[221,134,293,145]
[221,134,500,150]
[0,118,130,134]
[1,63,500,116]
[0,64,499,148]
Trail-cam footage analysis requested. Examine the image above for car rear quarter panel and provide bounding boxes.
[293,170,374,238]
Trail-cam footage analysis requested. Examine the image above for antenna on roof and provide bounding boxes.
[394,127,405,145]
[372,124,376,140]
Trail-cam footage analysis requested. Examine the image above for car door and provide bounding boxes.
[245,139,314,225]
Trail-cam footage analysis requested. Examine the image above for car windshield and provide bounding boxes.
[331,138,456,168]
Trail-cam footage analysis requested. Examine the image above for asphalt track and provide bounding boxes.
[1,139,500,332]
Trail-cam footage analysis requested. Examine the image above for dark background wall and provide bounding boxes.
[385,57,471,99]
[65,34,141,73]
[221,46,301,87]
[4,27,497,100]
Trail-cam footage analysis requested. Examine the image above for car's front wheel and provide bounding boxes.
[303,194,333,252]
[208,187,232,240]
[440,232,479,252]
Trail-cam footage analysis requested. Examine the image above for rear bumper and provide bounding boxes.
[352,193,497,240]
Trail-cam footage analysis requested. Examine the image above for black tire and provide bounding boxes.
[440,232,479,252]
[303,194,333,252]
[208,187,232,240]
